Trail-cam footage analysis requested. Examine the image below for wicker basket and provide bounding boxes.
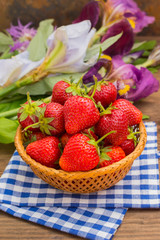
[14,121,147,193]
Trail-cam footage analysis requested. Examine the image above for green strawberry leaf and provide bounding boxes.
[100,152,111,161]
[48,125,56,131]
[19,111,28,121]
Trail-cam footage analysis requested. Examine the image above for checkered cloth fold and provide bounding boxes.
[0,122,159,240]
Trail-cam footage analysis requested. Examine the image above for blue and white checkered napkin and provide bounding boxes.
[0,122,159,240]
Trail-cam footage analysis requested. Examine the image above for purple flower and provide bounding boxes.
[83,57,112,84]
[99,0,155,33]
[73,1,100,28]
[109,56,159,101]
[101,19,134,56]
[7,19,36,52]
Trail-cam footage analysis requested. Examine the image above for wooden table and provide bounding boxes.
[0,70,160,240]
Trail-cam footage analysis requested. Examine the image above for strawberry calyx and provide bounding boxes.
[89,79,110,93]
[65,76,86,97]
[19,93,43,122]
[87,130,116,156]
[96,146,113,168]
[24,107,55,135]
[97,102,117,116]
[127,126,140,147]
[100,146,112,161]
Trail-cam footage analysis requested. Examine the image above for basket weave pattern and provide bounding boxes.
[15,121,147,193]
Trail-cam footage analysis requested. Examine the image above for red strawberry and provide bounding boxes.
[63,95,100,134]
[51,80,73,105]
[99,146,126,168]
[27,131,46,142]
[95,108,128,146]
[120,126,140,155]
[60,128,98,148]
[112,99,142,126]
[60,132,73,148]
[59,134,100,171]
[17,94,45,131]
[26,136,61,167]
[43,102,65,136]
[89,82,117,108]
[120,139,135,156]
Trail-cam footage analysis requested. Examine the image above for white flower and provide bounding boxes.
[0,20,96,87]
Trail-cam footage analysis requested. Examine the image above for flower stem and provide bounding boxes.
[0,70,48,100]
[0,108,19,118]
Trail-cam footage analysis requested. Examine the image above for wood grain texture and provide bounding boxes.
[0,36,160,239]
[0,0,159,35]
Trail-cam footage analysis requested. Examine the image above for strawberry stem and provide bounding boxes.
[90,76,98,99]
[23,121,40,132]
[76,76,83,87]
[96,130,116,144]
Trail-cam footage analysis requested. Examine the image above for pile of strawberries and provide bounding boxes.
[17,78,143,172]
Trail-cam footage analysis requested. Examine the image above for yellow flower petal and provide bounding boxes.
[127,18,136,29]
[101,54,112,61]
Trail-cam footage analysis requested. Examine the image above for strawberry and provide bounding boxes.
[27,131,46,142]
[51,80,73,105]
[59,131,114,172]
[112,99,142,126]
[89,82,117,108]
[95,108,128,146]
[120,126,140,155]
[120,139,135,156]
[60,132,73,148]
[26,136,61,167]
[59,134,100,171]
[28,102,65,136]
[43,102,65,136]
[99,146,126,168]
[60,127,98,148]
[18,94,45,131]
[63,95,100,134]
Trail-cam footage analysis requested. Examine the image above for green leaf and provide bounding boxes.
[131,40,157,53]
[131,41,146,50]
[142,50,150,57]
[85,32,122,61]
[148,65,160,73]
[147,67,158,73]
[27,19,54,61]
[0,96,26,114]
[142,114,150,120]
[0,32,13,53]
[0,118,18,144]
[133,58,147,65]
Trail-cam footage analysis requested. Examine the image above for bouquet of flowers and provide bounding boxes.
[0,0,159,144]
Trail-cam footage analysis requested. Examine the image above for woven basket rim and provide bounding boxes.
[14,121,147,180]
